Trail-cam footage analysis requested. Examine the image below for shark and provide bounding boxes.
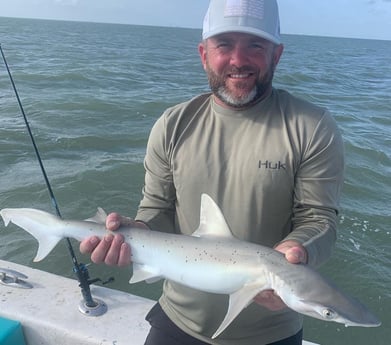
[0,194,381,338]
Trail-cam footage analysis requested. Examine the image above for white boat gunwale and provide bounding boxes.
[0,259,319,345]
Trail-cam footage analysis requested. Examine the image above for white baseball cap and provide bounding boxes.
[202,0,281,44]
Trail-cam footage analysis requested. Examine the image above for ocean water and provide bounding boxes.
[0,17,390,344]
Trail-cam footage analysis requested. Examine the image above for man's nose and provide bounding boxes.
[230,46,250,67]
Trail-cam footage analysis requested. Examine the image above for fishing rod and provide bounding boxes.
[0,44,109,316]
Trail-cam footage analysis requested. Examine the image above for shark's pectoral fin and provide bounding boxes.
[129,263,162,284]
[212,281,266,339]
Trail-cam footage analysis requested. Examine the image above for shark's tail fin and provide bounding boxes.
[0,208,63,262]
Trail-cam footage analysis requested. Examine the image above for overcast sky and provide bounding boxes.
[1,0,391,41]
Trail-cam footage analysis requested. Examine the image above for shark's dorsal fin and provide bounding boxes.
[192,194,234,239]
[84,207,107,224]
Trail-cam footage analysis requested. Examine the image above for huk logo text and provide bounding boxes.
[258,160,287,170]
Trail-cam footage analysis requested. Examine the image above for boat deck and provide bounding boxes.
[0,259,319,345]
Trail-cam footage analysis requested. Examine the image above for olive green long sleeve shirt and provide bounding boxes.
[136,89,344,344]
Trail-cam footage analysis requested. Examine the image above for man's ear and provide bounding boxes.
[198,41,207,70]
[273,44,284,69]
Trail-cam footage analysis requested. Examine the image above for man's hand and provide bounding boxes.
[253,240,307,311]
[79,213,148,267]
[275,240,308,264]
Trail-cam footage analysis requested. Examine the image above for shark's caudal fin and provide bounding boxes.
[0,208,64,262]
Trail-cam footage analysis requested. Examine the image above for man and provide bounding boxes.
[81,0,344,344]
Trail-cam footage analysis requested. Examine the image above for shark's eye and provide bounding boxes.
[323,308,337,320]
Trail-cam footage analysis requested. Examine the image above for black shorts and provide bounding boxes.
[144,303,303,345]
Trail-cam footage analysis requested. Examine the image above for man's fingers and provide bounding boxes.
[274,240,308,264]
[254,290,287,311]
[104,234,126,266]
[79,236,100,255]
[117,242,132,267]
[106,213,140,231]
[106,213,121,231]
[81,212,139,267]
[285,246,307,264]
[90,234,114,264]
[79,234,131,266]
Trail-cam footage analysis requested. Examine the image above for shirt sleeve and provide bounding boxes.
[282,110,345,267]
[135,113,177,233]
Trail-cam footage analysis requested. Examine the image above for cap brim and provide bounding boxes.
[203,27,281,45]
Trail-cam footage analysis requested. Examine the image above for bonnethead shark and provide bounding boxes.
[0,194,381,338]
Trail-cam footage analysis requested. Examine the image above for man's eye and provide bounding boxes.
[216,43,229,48]
[251,43,266,50]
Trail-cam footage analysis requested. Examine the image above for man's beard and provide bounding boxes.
[207,65,275,109]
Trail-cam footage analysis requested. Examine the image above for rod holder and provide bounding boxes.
[73,263,113,317]
[79,298,108,316]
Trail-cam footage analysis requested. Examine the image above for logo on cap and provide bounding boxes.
[224,0,265,20]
